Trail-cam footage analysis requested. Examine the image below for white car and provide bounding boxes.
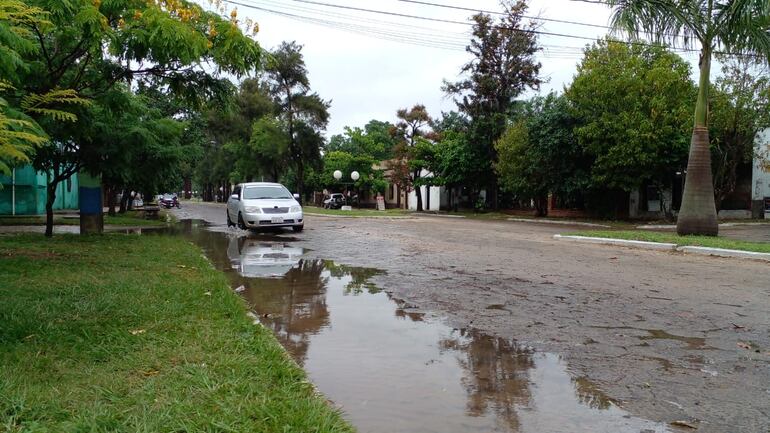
[226,182,304,232]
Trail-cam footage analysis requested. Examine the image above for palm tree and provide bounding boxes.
[605,0,770,236]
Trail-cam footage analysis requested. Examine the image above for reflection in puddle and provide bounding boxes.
[169,221,671,433]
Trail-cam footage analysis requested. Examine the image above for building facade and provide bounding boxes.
[0,165,79,215]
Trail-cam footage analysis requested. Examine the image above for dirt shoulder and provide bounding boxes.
[178,203,770,433]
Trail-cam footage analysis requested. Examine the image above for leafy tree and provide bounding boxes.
[0,1,86,175]
[326,120,397,161]
[606,0,770,235]
[315,150,385,195]
[495,93,590,216]
[567,40,695,216]
[710,58,770,208]
[15,0,261,236]
[264,41,329,198]
[443,0,541,209]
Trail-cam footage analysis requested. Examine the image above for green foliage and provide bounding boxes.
[442,0,542,199]
[567,40,695,192]
[263,41,329,196]
[0,96,47,174]
[89,87,188,200]
[495,94,590,214]
[326,120,397,161]
[314,150,385,194]
[709,58,770,207]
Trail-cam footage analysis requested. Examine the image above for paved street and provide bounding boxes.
[175,202,770,432]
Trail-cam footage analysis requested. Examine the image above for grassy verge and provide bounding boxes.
[0,234,354,433]
[569,230,770,254]
[304,206,411,217]
[0,211,172,227]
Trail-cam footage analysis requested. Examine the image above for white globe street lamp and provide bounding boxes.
[351,171,360,181]
[333,170,342,181]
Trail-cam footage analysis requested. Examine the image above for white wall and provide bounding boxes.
[407,170,442,211]
[408,185,442,211]
[752,129,770,202]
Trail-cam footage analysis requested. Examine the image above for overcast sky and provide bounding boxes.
[203,0,702,136]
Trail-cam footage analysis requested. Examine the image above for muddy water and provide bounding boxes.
[171,221,672,433]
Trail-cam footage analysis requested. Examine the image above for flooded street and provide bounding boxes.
[165,220,672,433]
[167,203,770,432]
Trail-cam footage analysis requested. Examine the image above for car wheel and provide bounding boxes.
[292,225,304,233]
[237,213,247,230]
[226,210,234,227]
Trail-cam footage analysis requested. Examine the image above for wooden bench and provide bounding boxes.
[143,205,161,220]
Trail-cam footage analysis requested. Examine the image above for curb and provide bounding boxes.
[554,235,770,262]
[553,235,676,250]
[677,246,770,262]
[512,218,611,228]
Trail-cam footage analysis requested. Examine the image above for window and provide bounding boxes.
[242,186,292,200]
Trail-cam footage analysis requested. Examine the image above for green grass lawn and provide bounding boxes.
[304,206,411,217]
[0,234,354,433]
[570,230,770,254]
[0,211,171,227]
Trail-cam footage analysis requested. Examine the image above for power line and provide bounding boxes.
[222,0,595,57]
[225,0,610,43]
[392,0,615,31]
[217,0,718,57]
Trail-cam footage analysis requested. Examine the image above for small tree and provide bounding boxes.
[710,58,770,208]
[393,104,431,211]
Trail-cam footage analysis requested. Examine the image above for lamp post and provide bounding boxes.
[333,170,360,208]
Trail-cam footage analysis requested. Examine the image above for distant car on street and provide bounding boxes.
[227,182,304,232]
[323,193,345,209]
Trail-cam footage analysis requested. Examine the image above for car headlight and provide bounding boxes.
[290,206,302,213]
[244,206,262,214]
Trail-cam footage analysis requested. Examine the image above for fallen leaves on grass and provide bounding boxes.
[130,329,146,335]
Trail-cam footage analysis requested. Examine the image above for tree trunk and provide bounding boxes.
[677,48,718,236]
[119,188,130,213]
[107,186,117,217]
[45,179,57,238]
[414,170,423,211]
[296,163,305,199]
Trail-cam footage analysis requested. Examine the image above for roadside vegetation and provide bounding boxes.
[305,206,410,218]
[0,234,354,432]
[0,212,172,227]
[570,230,770,254]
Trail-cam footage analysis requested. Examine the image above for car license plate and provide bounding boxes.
[271,217,284,224]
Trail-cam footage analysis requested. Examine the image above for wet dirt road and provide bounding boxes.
[175,203,770,433]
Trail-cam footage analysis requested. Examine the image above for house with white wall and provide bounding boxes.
[406,169,447,211]
[752,128,770,218]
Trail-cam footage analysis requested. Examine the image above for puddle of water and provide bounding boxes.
[163,221,672,433]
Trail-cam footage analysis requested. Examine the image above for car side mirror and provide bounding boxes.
[230,194,239,200]
[293,193,300,200]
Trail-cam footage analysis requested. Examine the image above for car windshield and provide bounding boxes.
[162,194,174,199]
[242,186,292,200]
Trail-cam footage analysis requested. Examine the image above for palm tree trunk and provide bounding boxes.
[677,48,718,236]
